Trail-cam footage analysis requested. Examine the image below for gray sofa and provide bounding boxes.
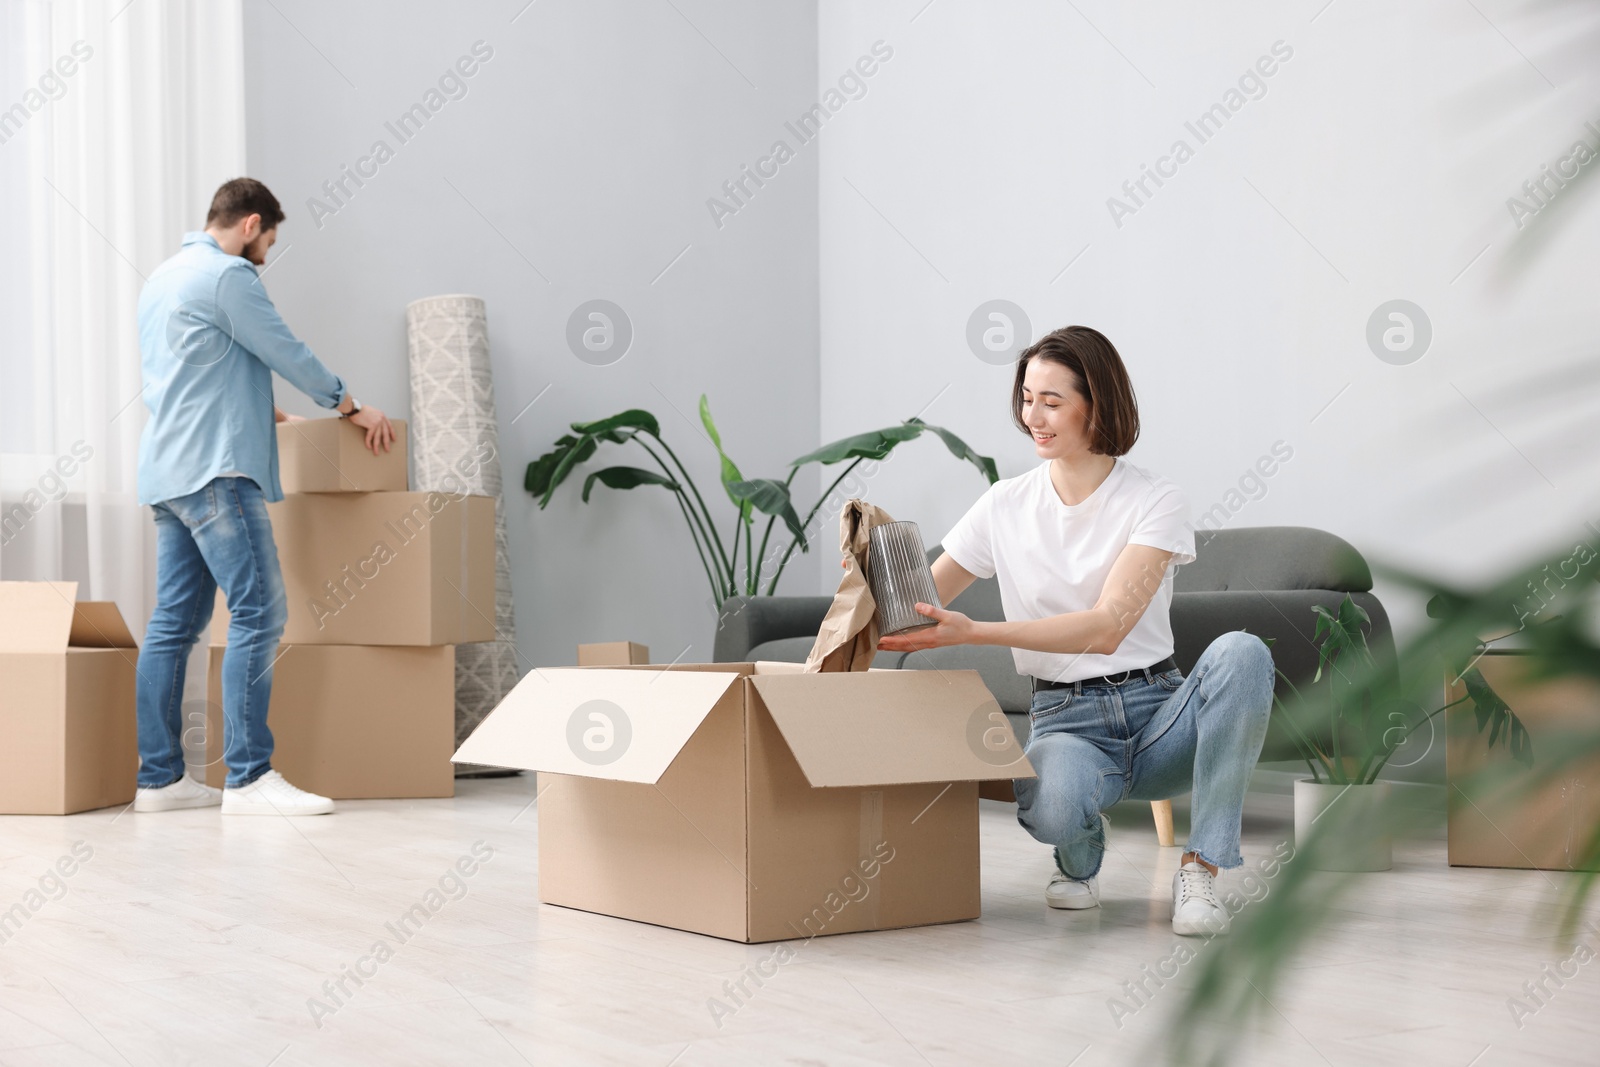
[713,525,1396,766]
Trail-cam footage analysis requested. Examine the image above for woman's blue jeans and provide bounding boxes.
[1014,631,1275,879]
[135,476,287,789]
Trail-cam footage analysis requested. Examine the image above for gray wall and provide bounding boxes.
[244,0,1600,702]
[243,0,820,669]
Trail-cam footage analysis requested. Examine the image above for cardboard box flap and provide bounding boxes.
[749,670,1035,788]
[69,602,137,648]
[0,581,77,652]
[451,667,744,783]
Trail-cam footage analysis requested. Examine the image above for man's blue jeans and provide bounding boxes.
[1014,631,1276,879]
[135,476,287,789]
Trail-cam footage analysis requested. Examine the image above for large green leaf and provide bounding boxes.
[788,423,924,467]
[1461,665,1534,765]
[572,409,660,438]
[905,417,1000,483]
[581,466,679,503]
[525,453,559,498]
[1310,595,1370,684]
[539,435,599,507]
[699,394,751,521]
[786,419,998,484]
[728,478,807,551]
[525,434,582,500]
[527,417,649,506]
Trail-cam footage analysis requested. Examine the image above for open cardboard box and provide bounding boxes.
[0,581,138,814]
[453,660,1034,942]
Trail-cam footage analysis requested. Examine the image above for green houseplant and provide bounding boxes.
[524,397,998,605]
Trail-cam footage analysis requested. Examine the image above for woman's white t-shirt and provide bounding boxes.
[940,456,1197,684]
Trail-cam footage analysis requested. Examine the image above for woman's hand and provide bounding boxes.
[876,603,978,652]
[839,558,979,651]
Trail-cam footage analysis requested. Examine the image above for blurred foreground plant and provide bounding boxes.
[1260,593,1533,786]
[1161,527,1600,1066]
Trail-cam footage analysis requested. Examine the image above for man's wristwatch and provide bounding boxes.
[339,396,362,418]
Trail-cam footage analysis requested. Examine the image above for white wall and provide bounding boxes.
[817,0,1600,650]
[242,0,820,668]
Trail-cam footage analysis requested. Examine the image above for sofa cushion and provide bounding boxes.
[746,636,817,663]
[1176,525,1372,593]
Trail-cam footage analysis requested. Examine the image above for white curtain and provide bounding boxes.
[0,0,245,642]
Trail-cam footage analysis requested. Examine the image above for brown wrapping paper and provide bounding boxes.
[804,499,898,672]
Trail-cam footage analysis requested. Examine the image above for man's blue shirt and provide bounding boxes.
[136,232,346,505]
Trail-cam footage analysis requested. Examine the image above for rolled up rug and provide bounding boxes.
[405,294,522,776]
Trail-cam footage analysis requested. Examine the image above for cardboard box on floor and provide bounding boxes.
[577,641,648,666]
[0,582,138,815]
[277,417,409,493]
[1447,650,1600,871]
[204,644,456,798]
[452,661,1034,942]
[210,491,495,646]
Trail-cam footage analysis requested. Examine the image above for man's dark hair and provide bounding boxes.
[205,178,285,230]
[1010,325,1141,456]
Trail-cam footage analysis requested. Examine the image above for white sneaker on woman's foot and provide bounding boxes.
[1045,813,1108,909]
[1172,861,1230,936]
[221,770,334,816]
[1046,870,1100,909]
[134,773,222,812]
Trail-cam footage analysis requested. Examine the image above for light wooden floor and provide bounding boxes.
[1,778,1596,1066]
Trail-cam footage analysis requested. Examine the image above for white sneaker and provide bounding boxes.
[1045,813,1108,909]
[1172,860,1230,936]
[221,770,334,816]
[1046,869,1100,909]
[134,773,222,812]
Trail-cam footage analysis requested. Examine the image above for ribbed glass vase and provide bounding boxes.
[867,521,943,636]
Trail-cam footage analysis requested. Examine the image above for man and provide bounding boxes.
[132,177,395,816]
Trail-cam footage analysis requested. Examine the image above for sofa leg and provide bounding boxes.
[1152,799,1176,847]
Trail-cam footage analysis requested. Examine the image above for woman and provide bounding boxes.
[877,325,1275,937]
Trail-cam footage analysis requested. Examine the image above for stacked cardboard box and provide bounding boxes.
[577,641,649,666]
[204,419,495,799]
[0,582,139,814]
[1447,650,1600,871]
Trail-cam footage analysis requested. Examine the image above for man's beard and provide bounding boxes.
[242,235,270,266]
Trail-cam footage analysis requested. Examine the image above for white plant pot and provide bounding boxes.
[1293,779,1393,872]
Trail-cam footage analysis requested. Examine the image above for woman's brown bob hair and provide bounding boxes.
[1010,325,1140,456]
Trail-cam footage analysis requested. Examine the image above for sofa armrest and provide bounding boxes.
[713,595,835,662]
